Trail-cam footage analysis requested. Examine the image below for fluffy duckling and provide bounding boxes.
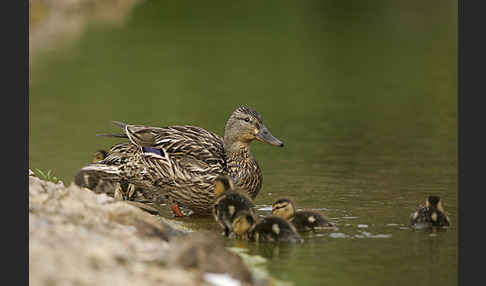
[409,195,450,230]
[236,214,303,243]
[91,149,137,201]
[272,198,335,232]
[92,150,108,163]
[212,175,256,237]
[232,210,258,240]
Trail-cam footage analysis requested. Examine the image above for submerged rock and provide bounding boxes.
[29,173,265,286]
[166,231,254,284]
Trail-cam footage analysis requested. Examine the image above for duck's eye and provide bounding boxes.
[244,118,250,122]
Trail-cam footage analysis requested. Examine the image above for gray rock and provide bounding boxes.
[166,231,254,284]
[29,175,262,286]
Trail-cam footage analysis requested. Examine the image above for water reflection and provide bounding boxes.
[30,0,143,60]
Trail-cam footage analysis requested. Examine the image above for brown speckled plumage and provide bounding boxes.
[76,107,283,215]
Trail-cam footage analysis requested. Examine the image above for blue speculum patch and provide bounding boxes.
[142,146,163,156]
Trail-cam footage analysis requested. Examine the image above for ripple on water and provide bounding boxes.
[354,231,392,239]
[310,207,331,211]
[257,205,272,211]
[329,232,349,238]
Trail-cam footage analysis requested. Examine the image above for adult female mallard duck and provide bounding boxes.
[409,195,450,230]
[232,212,303,243]
[212,175,256,237]
[272,198,335,232]
[78,106,283,216]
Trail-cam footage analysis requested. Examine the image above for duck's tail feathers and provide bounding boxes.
[96,133,129,138]
[111,120,128,129]
[94,120,129,138]
[74,164,122,186]
[81,163,121,174]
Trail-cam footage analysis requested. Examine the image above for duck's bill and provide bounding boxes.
[256,127,284,147]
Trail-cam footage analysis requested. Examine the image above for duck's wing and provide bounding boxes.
[109,121,218,148]
[102,142,139,165]
[153,125,225,163]
[81,125,228,210]
[140,125,227,183]
[101,122,225,168]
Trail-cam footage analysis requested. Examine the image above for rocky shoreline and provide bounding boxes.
[29,171,274,286]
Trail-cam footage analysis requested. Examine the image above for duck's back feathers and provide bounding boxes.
[79,127,228,213]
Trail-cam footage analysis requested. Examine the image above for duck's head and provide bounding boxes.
[232,210,257,236]
[224,107,284,150]
[425,195,445,212]
[272,198,296,220]
[92,150,108,163]
[213,175,234,197]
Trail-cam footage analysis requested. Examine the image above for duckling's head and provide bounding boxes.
[213,175,234,197]
[272,198,296,220]
[224,106,284,150]
[426,195,445,212]
[232,211,257,236]
[92,150,108,163]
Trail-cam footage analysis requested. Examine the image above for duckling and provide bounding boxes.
[232,210,258,240]
[248,215,303,243]
[409,195,450,230]
[272,198,335,232]
[212,175,256,237]
[92,150,108,163]
[91,149,138,201]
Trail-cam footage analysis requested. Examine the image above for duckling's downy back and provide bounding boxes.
[409,196,450,230]
[250,216,303,243]
[212,175,256,236]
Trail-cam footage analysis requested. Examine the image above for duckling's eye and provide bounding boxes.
[244,118,250,123]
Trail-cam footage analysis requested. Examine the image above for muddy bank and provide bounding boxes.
[29,172,271,286]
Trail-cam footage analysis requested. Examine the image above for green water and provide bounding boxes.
[30,1,457,285]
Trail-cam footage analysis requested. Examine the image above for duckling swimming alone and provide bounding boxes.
[272,198,335,232]
[212,175,256,237]
[409,195,450,230]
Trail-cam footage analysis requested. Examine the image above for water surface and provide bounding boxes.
[30,1,457,285]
